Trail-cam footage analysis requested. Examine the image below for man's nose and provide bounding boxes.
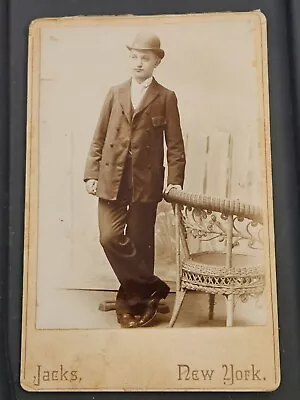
[136,59,142,67]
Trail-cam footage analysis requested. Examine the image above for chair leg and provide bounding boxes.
[169,289,187,328]
[226,294,234,327]
[208,294,215,320]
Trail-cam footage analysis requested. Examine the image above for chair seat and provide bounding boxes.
[181,251,264,296]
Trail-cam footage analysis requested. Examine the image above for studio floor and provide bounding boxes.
[36,288,259,329]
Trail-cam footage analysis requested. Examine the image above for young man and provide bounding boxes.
[84,32,186,328]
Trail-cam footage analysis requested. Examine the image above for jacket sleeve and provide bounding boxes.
[83,88,114,181]
[164,90,186,187]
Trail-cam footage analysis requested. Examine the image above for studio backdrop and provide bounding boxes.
[34,15,264,327]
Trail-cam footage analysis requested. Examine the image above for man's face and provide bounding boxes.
[129,49,160,82]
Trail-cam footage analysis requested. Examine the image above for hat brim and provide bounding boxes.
[126,45,165,59]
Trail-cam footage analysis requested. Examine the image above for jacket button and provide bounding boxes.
[146,145,150,149]
[105,162,109,166]
[146,128,150,132]
[110,143,114,148]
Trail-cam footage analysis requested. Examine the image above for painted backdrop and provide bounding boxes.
[35,15,265,325]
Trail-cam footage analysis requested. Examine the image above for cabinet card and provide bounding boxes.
[21,11,279,392]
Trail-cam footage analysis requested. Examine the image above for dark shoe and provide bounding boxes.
[117,313,139,328]
[138,297,161,327]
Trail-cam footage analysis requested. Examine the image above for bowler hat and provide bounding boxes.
[126,32,165,59]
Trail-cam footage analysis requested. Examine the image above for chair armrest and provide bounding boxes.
[163,188,263,224]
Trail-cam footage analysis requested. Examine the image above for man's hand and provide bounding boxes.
[85,179,98,195]
[164,184,182,195]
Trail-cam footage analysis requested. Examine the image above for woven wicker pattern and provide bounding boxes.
[164,188,265,326]
[181,252,264,296]
[164,188,263,224]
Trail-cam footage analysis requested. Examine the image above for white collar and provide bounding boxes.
[131,76,153,88]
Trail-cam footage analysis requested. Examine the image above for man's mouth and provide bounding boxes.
[135,69,143,72]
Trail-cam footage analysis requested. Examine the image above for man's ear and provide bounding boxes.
[155,57,161,68]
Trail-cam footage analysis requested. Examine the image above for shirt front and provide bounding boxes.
[130,76,153,110]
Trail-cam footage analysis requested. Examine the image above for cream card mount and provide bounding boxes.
[21,12,279,392]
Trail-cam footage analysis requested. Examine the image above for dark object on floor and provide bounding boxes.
[99,299,170,314]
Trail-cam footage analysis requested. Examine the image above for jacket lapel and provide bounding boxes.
[135,78,159,115]
[118,78,160,121]
[118,79,132,123]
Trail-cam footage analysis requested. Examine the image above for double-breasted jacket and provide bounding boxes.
[84,78,186,202]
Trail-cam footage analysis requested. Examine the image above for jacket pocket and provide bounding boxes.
[152,116,166,128]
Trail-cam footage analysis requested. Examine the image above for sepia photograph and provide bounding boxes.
[21,12,279,391]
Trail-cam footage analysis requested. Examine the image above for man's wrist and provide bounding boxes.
[164,184,182,194]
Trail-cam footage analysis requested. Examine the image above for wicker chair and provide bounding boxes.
[164,188,265,328]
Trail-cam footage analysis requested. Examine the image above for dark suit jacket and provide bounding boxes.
[84,78,186,202]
